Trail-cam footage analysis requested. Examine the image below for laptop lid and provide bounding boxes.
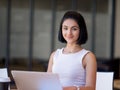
[11,70,62,90]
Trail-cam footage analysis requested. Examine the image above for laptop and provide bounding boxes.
[11,70,62,90]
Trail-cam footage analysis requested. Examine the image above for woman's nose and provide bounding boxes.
[67,29,72,35]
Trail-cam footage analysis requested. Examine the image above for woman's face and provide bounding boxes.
[62,18,80,44]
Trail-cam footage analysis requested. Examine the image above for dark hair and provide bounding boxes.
[58,11,88,45]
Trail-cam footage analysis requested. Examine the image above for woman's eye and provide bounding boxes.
[72,28,77,31]
[63,28,67,30]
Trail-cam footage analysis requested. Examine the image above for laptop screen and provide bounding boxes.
[11,70,62,90]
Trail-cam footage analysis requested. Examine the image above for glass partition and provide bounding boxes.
[95,0,111,58]
[32,0,52,71]
[0,0,114,71]
[10,0,29,70]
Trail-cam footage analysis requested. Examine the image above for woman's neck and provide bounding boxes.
[63,44,82,53]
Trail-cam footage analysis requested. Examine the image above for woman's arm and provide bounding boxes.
[83,52,97,90]
[47,51,55,72]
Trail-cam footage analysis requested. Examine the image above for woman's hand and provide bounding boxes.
[63,86,95,90]
[63,86,76,90]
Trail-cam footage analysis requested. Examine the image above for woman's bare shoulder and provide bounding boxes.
[84,51,97,65]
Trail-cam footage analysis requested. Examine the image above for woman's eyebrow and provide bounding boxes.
[62,25,79,29]
[62,25,68,27]
[63,25,78,27]
[72,26,79,28]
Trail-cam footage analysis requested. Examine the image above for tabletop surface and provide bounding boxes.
[114,79,120,89]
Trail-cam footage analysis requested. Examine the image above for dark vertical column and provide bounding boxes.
[6,0,11,72]
[110,0,116,59]
[4,0,11,89]
[91,0,96,53]
[51,0,56,52]
[29,0,34,71]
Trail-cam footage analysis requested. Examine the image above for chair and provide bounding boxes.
[96,72,114,90]
[0,68,11,90]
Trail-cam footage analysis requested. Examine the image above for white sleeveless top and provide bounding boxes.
[52,48,90,87]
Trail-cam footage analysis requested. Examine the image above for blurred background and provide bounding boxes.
[0,0,120,89]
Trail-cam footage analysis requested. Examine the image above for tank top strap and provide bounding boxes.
[53,49,61,62]
[79,49,90,63]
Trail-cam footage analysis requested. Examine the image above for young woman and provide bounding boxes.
[47,11,97,90]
